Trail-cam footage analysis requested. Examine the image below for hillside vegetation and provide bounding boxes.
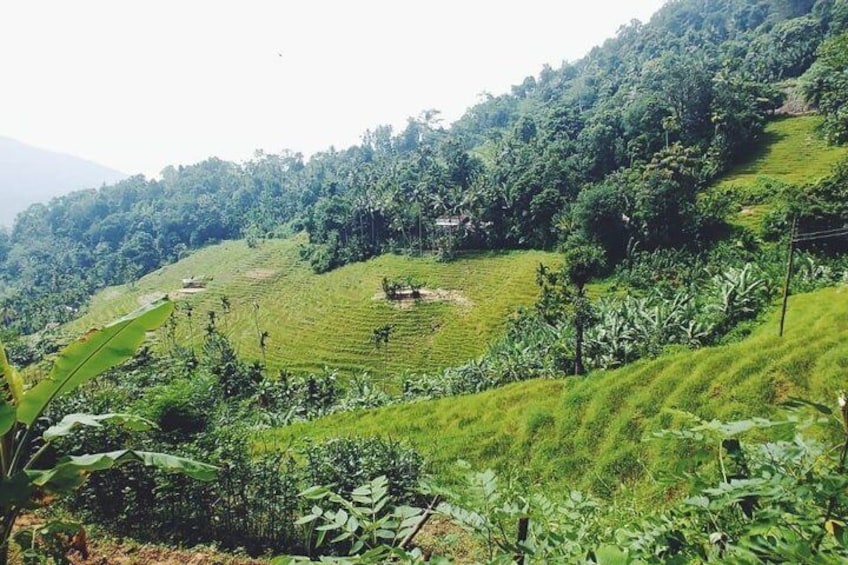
[66,235,557,378]
[4,0,847,337]
[713,115,848,232]
[266,285,848,496]
[716,115,847,189]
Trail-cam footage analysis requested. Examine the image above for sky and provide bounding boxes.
[0,0,667,179]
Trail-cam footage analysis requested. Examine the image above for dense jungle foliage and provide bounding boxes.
[2,0,848,336]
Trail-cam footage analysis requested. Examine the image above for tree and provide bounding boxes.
[371,325,393,379]
[0,299,217,564]
[537,238,606,375]
[563,239,606,375]
[801,31,848,144]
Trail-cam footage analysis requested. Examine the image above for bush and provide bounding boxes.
[144,375,216,438]
[303,437,425,504]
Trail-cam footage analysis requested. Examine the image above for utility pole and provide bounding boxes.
[778,217,797,337]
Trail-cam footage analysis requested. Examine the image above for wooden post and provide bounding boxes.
[515,517,530,564]
[779,217,797,337]
[400,495,441,550]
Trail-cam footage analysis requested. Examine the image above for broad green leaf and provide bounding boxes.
[0,339,23,403]
[781,396,833,415]
[0,402,14,436]
[43,412,155,441]
[595,545,633,565]
[27,448,217,492]
[37,521,83,536]
[300,485,330,499]
[294,514,319,526]
[695,417,791,437]
[333,509,349,528]
[376,528,396,539]
[0,471,35,505]
[17,299,174,426]
[400,513,424,529]
[330,531,352,543]
[133,450,218,480]
[0,340,23,434]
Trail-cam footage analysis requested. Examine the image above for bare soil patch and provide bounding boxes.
[10,515,267,565]
[171,287,208,299]
[136,292,167,306]
[373,288,472,310]
[66,540,268,565]
[245,268,276,280]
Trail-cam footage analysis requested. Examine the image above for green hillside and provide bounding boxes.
[266,285,848,495]
[714,115,848,232]
[717,115,847,189]
[67,235,558,379]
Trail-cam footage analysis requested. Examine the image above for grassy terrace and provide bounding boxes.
[67,235,558,380]
[714,115,848,233]
[716,115,846,189]
[266,285,848,496]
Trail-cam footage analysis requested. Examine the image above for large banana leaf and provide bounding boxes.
[27,449,218,493]
[42,412,155,441]
[16,299,174,426]
[0,341,23,435]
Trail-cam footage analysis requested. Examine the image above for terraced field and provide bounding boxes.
[716,115,847,189]
[68,235,558,380]
[267,285,848,495]
[713,115,848,232]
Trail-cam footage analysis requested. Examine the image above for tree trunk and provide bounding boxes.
[574,315,584,376]
[574,286,586,376]
[0,513,13,565]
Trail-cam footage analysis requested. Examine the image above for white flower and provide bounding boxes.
[839,394,847,410]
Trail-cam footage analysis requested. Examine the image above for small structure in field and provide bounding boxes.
[435,215,469,229]
[181,277,207,289]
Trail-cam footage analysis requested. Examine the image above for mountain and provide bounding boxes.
[0,136,127,227]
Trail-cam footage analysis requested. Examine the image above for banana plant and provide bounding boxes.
[0,299,217,564]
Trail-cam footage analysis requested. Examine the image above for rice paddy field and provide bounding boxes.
[266,285,848,496]
[66,235,559,381]
[713,115,848,233]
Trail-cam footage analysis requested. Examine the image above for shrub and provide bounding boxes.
[303,437,425,504]
[144,375,216,438]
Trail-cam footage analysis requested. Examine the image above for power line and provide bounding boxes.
[793,229,848,243]
[781,222,848,337]
[794,226,848,237]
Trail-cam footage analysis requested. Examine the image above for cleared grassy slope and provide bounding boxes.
[714,116,848,233]
[68,235,558,379]
[716,115,847,189]
[266,286,848,495]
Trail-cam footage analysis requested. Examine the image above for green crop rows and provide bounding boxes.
[67,235,558,380]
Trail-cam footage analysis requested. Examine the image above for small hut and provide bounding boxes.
[181,277,207,289]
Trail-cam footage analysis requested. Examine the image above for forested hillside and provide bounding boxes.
[1,0,847,337]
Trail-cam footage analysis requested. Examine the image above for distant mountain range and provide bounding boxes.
[0,136,127,228]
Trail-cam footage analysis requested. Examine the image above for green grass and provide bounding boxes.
[716,115,847,190]
[710,116,848,234]
[265,285,848,496]
[67,234,559,380]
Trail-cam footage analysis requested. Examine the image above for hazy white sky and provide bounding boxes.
[1,1,666,178]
